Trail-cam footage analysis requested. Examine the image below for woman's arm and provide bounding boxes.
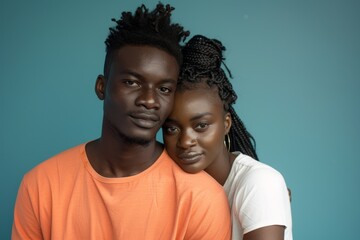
[244,225,285,240]
[227,157,292,239]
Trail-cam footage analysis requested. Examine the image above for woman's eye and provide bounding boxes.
[196,123,209,130]
[164,126,179,134]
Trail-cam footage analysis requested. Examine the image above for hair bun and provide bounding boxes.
[182,35,225,70]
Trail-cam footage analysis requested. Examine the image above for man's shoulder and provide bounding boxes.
[24,143,86,180]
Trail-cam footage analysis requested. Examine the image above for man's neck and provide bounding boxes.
[85,137,163,178]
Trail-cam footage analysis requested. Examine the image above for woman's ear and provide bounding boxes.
[95,75,106,100]
[225,112,232,134]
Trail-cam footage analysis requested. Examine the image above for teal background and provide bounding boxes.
[1,0,359,239]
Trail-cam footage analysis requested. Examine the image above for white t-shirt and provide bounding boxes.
[223,153,293,240]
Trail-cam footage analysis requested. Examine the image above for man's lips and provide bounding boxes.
[129,113,160,129]
[176,152,203,164]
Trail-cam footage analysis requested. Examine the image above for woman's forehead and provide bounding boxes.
[175,86,222,108]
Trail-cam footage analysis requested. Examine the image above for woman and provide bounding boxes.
[163,35,292,240]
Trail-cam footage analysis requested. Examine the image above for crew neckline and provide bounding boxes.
[79,143,166,183]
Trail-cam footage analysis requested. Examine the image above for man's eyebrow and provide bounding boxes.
[118,70,142,78]
[118,70,177,84]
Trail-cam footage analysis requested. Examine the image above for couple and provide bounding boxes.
[12,3,292,240]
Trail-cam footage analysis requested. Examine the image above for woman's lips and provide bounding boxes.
[177,152,203,165]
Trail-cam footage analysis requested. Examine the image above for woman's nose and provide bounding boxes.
[177,131,197,149]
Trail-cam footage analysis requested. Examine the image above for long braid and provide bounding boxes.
[228,106,258,160]
[179,35,259,160]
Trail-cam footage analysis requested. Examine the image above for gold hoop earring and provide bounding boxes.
[224,134,231,152]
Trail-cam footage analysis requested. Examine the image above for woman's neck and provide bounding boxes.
[205,149,236,185]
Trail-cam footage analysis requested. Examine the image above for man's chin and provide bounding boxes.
[119,133,152,146]
[129,137,151,146]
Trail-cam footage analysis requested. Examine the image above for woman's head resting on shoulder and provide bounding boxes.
[163,35,258,174]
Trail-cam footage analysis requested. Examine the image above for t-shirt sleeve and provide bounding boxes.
[185,185,232,240]
[12,176,43,240]
[234,166,291,234]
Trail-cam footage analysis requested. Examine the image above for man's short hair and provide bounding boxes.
[103,3,189,77]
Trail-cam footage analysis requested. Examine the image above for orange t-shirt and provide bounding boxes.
[12,143,231,240]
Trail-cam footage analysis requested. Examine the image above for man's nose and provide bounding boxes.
[136,88,160,109]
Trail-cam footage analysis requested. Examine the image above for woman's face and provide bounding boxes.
[163,85,231,173]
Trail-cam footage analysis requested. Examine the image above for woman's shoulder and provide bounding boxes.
[229,152,285,186]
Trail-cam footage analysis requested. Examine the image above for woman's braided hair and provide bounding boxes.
[103,3,189,78]
[178,35,259,160]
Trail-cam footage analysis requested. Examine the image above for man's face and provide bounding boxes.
[98,45,179,145]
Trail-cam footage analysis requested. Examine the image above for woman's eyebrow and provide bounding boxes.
[166,112,213,123]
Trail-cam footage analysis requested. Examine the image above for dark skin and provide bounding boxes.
[164,85,233,183]
[244,226,285,240]
[163,83,285,240]
[86,45,179,178]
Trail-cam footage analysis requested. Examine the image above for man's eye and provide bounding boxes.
[159,86,171,93]
[124,80,140,87]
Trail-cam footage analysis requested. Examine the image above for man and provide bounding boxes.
[12,3,231,239]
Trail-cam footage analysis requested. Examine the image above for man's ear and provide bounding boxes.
[95,75,106,100]
[225,112,232,134]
